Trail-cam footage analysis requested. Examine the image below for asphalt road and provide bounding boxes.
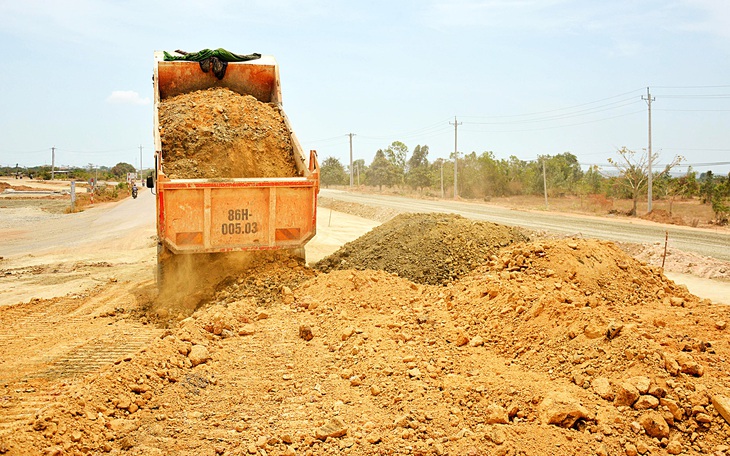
[320,189,730,263]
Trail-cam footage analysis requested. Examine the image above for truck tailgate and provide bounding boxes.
[159,178,317,254]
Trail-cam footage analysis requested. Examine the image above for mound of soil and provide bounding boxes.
[641,209,685,226]
[314,213,529,285]
[4,236,730,456]
[159,87,299,179]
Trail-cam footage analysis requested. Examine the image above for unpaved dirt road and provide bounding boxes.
[0,187,157,306]
[320,189,730,263]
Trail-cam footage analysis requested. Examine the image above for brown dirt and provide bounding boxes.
[2,201,730,455]
[314,213,529,285]
[640,209,687,227]
[3,236,730,455]
[0,182,53,192]
[318,197,730,282]
[159,87,299,179]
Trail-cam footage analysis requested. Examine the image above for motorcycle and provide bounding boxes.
[132,186,138,199]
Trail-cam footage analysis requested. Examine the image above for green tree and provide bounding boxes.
[505,155,532,195]
[710,173,730,224]
[320,157,348,188]
[458,152,485,199]
[608,147,682,216]
[351,159,367,186]
[368,149,396,191]
[664,168,699,215]
[548,152,582,195]
[582,165,604,194]
[405,144,431,191]
[385,141,408,185]
[110,162,136,178]
[476,151,509,197]
[699,170,715,204]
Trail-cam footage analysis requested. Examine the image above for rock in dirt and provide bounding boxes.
[592,377,614,401]
[485,403,509,424]
[638,411,669,439]
[314,418,348,440]
[109,418,140,434]
[537,391,590,428]
[299,325,314,341]
[614,382,640,407]
[188,344,210,367]
[676,352,704,376]
[712,394,730,425]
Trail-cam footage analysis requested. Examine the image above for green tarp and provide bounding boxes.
[163,48,261,80]
[163,48,261,63]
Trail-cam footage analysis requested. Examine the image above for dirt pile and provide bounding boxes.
[641,209,687,226]
[315,213,529,285]
[3,236,730,455]
[159,87,299,179]
[152,252,314,326]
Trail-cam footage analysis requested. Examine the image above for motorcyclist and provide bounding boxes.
[132,182,138,198]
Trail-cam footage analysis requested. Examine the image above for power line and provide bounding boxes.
[461,110,645,133]
[460,87,646,120]
[656,109,730,112]
[652,84,730,89]
[663,147,730,152]
[463,99,643,125]
[659,94,730,99]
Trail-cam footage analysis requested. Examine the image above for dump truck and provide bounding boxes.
[149,50,319,287]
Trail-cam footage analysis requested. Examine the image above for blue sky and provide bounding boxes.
[1,0,729,175]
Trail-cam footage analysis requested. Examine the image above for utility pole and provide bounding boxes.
[139,145,143,185]
[51,146,56,180]
[542,157,548,209]
[347,133,356,188]
[450,116,461,200]
[642,87,655,213]
[440,159,444,199]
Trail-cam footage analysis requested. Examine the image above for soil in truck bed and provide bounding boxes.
[159,87,300,179]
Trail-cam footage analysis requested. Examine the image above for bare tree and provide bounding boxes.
[608,147,682,216]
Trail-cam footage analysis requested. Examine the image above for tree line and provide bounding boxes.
[2,162,144,181]
[319,141,730,224]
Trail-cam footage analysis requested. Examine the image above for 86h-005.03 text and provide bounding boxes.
[222,208,258,234]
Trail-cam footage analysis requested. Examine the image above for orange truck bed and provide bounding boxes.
[152,52,319,259]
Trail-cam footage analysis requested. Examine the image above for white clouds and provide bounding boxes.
[678,0,730,39]
[419,0,592,32]
[419,0,730,43]
[106,91,150,106]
